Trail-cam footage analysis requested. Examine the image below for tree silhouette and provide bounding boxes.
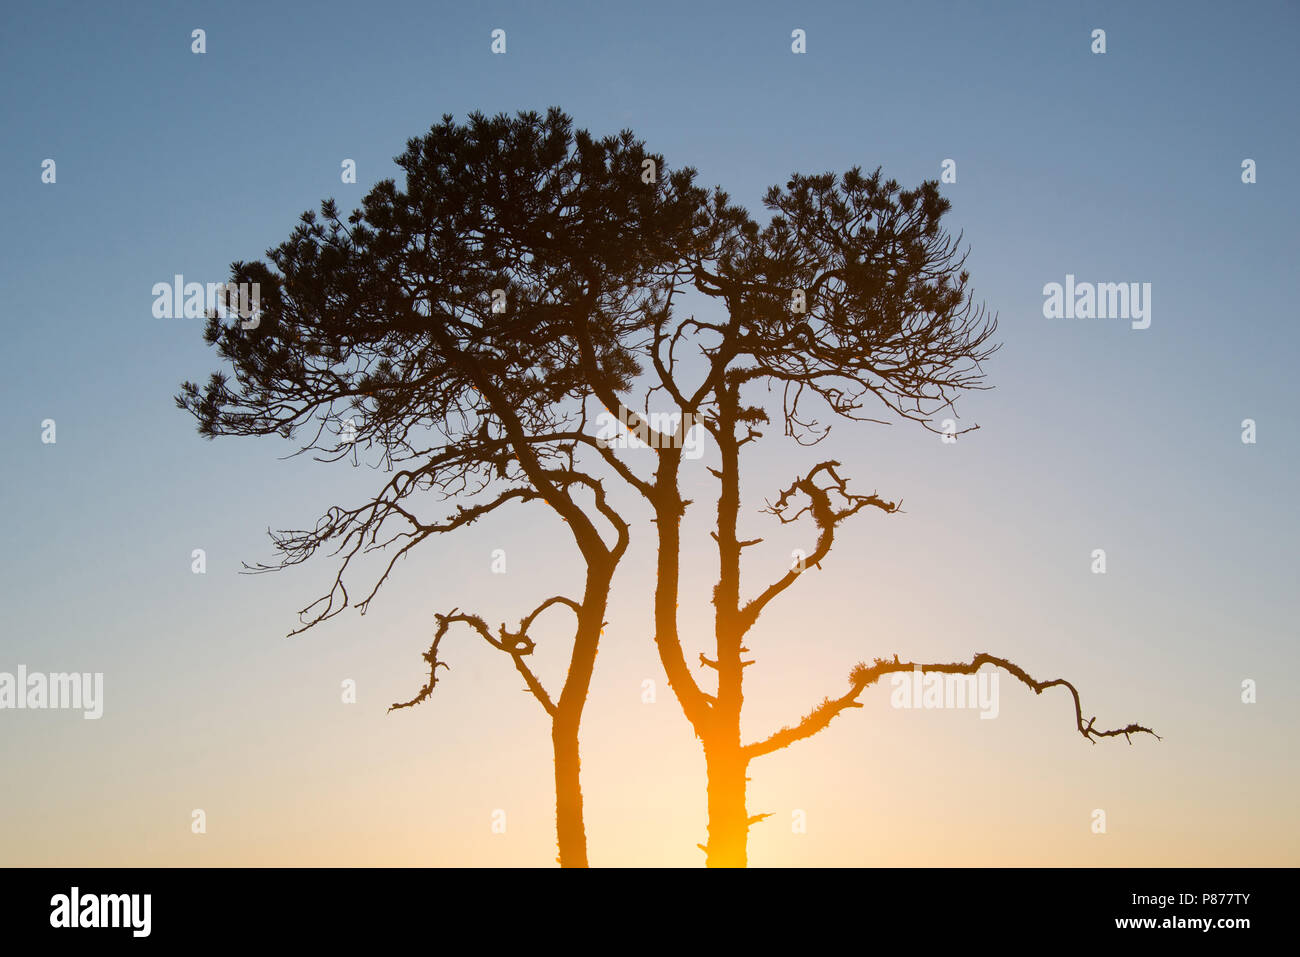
[179,108,1158,868]
[630,167,1160,866]
[176,108,717,867]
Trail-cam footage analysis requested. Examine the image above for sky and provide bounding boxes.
[1,0,1297,866]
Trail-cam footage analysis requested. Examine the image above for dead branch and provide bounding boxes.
[745,652,1160,759]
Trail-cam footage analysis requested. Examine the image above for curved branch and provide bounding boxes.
[744,652,1160,759]
[387,599,582,720]
[740,461,898,634]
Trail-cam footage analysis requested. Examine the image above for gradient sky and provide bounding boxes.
[2,0,1297,866]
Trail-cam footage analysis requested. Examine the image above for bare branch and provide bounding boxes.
[744,652,1161,759]
[388,598,583,720]
[739,461,898,634]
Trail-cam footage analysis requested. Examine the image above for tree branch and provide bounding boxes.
[739,461,898,634]
[387,598,583,720]
[744,652,1160,759]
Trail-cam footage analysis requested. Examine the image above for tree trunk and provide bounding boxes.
[705,384,750,867]
[548,564,610,867]
[552,713,589,867]
[704,740,750,867]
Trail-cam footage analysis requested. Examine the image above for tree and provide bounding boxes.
[177,108,716,867]
[626,167,1160,866]
[179,107,1158,868]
